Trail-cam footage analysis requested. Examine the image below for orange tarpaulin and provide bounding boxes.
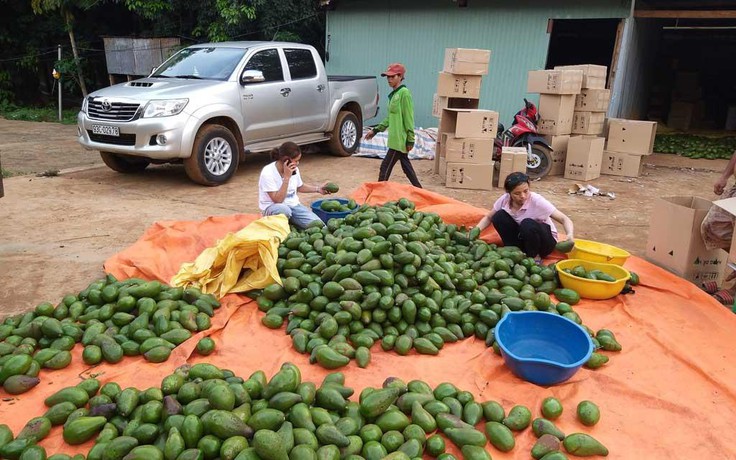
[2,182,736,459]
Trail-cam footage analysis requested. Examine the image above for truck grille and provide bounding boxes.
[87,98,140,121]
[87,131,136,146]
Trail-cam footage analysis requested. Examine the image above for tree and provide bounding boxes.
[31,0,94,97]
[125,0,262,43]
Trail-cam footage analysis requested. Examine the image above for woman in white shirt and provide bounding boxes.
[258,142,330,229]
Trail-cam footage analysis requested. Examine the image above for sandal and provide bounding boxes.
[712,290,734,306]
[702,280,719,295]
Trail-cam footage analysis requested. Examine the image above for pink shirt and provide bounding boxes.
[493,192,558,238]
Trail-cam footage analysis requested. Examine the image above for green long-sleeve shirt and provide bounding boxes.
[373,85,415,154]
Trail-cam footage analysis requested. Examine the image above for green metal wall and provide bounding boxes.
[326,0,631,128]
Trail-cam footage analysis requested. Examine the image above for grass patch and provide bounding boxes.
[1,168,26,178]
[0,105,78,125]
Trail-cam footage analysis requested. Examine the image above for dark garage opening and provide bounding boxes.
[646,19,736,132]
[545,18,620,87]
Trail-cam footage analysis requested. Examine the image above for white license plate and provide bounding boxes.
[91,124,119,136]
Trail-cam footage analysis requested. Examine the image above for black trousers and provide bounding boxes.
[491,210,557,258]
[378,149,422,188]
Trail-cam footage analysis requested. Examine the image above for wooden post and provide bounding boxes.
[0,155,5,198]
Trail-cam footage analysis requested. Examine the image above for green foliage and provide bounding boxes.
[0,71,15,108]
[30,0,99,16]
[0,105,78,125]
[54,56,91,95]
[0,0,326,105]
[1,168,27,178]
[124,0,172,19]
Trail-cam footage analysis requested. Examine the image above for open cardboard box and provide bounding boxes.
[646,196,728,286]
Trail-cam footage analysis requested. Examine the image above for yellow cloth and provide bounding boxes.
[171,215,290,297]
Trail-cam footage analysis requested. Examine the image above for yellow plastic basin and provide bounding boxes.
[556,259,631,300]
[568,239,631,266]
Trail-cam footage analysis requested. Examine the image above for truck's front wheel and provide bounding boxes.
[327,111,361,157]
[184,124,240,186]
[100,152,150,173]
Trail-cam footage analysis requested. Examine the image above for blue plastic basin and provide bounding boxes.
[311,198,356,223]
[495,311,594,386]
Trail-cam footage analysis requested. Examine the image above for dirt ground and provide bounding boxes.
[0,118,730,316]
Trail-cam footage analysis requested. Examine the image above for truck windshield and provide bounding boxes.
[153,47,247,81]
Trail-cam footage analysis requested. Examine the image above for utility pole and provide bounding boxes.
[58,44,62,122]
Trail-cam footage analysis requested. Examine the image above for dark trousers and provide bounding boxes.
[378,149,422,188]
[491,210,557,258]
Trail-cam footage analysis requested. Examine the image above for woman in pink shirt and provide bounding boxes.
[475,172,575,259]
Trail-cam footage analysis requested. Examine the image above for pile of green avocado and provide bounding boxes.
[0,277,219,395]
[654,134,736,159]
[256,199,619,371]
[0,362,609,460]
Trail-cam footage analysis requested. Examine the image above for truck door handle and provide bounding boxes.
[280,88,291,97]
[317,84,326,92]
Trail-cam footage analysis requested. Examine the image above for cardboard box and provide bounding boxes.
[497,147,527,188]
[446,162,494,190]
[668,101,694,131]
[646,196,728,286]
[575,89,611,112]
[572,111,605,135]
[527,70,583,95]
[554,64,607,89]
[432,94,480,118]
[443,48,491,75]
[442,134,493,164]
[543,134,570,176]
[602,151,643,177]
[605,119,657,155]
[438,157,447,180]
[439,109,498,139]
[436,73,482,99]
[433,141,442,174]
[538,94,576,135]
[564,136,604,181]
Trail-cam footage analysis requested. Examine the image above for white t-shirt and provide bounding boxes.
[258,161,304,211]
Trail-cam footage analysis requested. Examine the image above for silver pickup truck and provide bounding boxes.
[77,42,379,185]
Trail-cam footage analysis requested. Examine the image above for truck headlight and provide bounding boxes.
[142,99,189,118]
[81,97,88,114]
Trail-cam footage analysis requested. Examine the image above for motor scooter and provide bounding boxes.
[493,99,553,179]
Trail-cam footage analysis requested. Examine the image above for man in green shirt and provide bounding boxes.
[365,63,422,188]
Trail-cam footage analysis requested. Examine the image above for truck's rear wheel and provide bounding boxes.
[184,124,239,186]
[328,111,361,157]
[100,152,150,173]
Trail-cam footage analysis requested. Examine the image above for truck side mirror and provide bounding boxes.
[240,70,266,85]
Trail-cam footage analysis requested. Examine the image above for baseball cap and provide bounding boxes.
[381,63,406,77]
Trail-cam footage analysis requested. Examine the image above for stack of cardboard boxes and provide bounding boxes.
[559,65,609,182]
[433,48,499,191]
[527,65,659,181]
[527,68,582,176]
[527,65,611,182]
[602,119,657,176]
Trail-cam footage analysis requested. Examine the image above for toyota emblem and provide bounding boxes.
[101,99,112,112]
